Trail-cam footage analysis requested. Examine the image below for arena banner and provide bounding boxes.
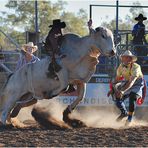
[55,75,148,106]
[56,83,113,106]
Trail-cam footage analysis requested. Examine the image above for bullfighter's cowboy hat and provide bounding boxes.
[22,42,38,54]
[49,19,66,28]
[120,50,137,62]
[135,14,147,21]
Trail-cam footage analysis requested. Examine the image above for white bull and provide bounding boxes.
[0,27,116,125]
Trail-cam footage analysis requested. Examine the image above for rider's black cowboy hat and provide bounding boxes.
[49,19,66,28]
[135,14,147,21]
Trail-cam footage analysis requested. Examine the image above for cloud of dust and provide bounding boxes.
[72,107,148,129]
[17,106,34,121]
[36,99,67,121]
[71,107,126,129]
[17,99,66,122]
[17,98,148,129]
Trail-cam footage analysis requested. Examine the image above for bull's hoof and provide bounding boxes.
[0,122,14,129]
[63,107,71,123]
[63,107,87,128]
[68,118,87,128]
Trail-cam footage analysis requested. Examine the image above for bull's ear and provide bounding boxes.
[95,27,101,32]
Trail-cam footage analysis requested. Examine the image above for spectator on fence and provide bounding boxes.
[132,14,147,56]
[11,42,40,118]
[16,42,40,71]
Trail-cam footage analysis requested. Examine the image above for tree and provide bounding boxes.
[101,1,148,45]
[61,9,88,35]
[1,0,88,47]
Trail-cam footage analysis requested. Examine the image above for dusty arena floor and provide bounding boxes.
[1,100,148,147]
[0,124,148,147]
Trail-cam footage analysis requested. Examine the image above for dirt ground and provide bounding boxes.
[1,105,148,147]
[0,124,148,147]
[0,99,148,147]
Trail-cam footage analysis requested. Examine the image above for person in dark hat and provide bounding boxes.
[45,19,76,93]
[132,14,147,58]
[44,19,66,78]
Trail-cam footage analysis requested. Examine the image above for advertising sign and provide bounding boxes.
[56,75,148,107]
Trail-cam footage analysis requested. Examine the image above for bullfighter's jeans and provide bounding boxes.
[115,92,140,117]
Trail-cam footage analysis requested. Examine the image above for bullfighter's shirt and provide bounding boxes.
[117,62,143,81]
[15,54,40,71]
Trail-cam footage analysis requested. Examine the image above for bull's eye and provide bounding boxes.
[102,34,106,39]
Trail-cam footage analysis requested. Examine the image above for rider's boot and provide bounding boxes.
[47,62,58,79]
[47,54,62,78]
[53,61,62,73]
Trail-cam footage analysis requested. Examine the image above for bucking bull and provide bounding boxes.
[0,27,116,127]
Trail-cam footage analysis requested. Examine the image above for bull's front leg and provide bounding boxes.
[63,81,87,128]
[68,81,86,111]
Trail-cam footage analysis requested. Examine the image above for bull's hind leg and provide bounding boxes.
[63,81,87,128]
[10,98,37,118]
[1,95,21,125]
[10,93,36,118]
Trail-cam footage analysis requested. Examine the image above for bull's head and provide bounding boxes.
[92,27,116,57]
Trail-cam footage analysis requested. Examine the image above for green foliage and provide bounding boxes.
[60,9,88,36]
[101,1,147,31]
[129,1,145,19]
[1,0,147,50]
[0,28,18,50]
[1,0,88,46]
[101,1,148,45]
